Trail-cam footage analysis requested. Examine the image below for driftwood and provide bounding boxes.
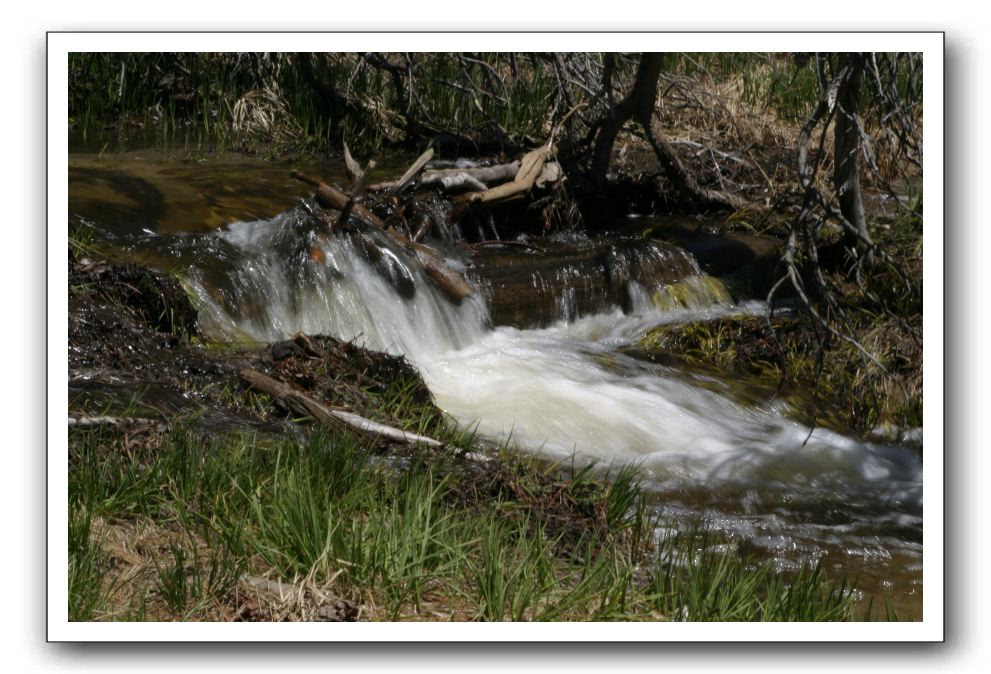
[291,168,474,303]
[291,170,386,229]
[412,243,474,301]
[457,147,554,205]
[241,368,443,448]
[421,162,521,186]
[335,159,376,230]
[342,141,363,185]
[68,415,165,429]
[387,147,434,195]
[369,161,521,193]
[535,162,561,188]
[430,173,489,193]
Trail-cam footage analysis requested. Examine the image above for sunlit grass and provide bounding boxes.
[68,423,865,622]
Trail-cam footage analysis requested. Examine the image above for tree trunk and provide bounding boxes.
[833,53,872,261]
[590,53,664,186]
[590,53,745,212]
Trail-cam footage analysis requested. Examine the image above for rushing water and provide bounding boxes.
[69,156,923,617]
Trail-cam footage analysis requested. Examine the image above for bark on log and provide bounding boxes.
[291,170,386,228]
[241,368,443,448]
[412,243,475,302]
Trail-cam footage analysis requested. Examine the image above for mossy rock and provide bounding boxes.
[650,276,734,313]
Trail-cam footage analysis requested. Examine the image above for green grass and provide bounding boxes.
[68,422,867,622]
[647,527,854,621]
[68,53,561,158]
[68,505,110,621]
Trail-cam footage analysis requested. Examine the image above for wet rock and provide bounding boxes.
[271,340,300,362]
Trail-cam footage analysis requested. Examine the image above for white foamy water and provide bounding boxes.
[186,211,490,358]
[419,307,921,510]
[184,211,922,513]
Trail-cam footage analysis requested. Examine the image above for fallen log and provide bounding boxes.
[387,146,434,195]
[292,169,474,304]
[241,368,443,448]
[421,162,520,186]
[412,243,475,302]
[430,173,489,193]
[368,161,520,192]
[291,170,386,229]
[457,147,555,205]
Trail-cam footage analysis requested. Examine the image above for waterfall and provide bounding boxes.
[182,209,922,513]
[184,207,490,360]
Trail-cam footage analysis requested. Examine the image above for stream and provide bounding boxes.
[68,152,924,619]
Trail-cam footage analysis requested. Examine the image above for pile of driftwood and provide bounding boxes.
[290,142,564,305]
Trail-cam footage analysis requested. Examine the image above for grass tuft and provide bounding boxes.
[68,423,865,622]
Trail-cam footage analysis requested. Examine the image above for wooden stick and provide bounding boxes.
[342,141,363,185]
[241,368,443,448]
[291,170,386,228]
[412,243,474,302]
[368,161,520,192]
[430,173,489,193]
[68,415,164,428]
[421,162,520,184]
[387,147,434,195]
[334,159,376,230]
[459,147,551,205]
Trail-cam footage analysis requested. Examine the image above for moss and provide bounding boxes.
[650,276,734,312]
[636,314,922,438]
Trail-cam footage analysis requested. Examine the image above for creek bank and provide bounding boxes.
[68,253,450,451]
[627,313,922,444]
[68,258,719,622]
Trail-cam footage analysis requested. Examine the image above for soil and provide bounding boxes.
[67,254,441,442]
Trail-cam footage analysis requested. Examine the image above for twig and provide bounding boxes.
[241,368,443,448]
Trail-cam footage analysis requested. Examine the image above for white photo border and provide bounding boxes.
[49,31,943,642]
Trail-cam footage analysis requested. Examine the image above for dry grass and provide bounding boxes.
[231,87,302,147]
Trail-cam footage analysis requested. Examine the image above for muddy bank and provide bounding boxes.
[68,254,442,446]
